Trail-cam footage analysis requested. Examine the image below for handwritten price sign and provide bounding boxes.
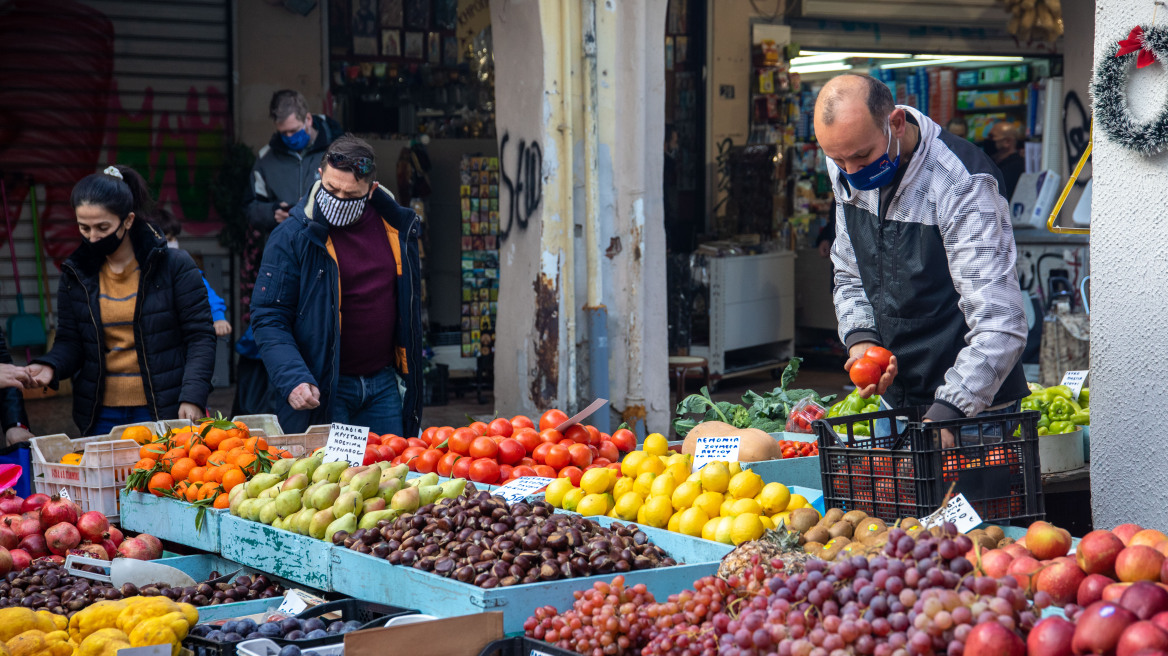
[1060,370,1089,398]
[692,436,740,472]
[492,477,555,503]
[920,494,982,534]
[322,423,370,466]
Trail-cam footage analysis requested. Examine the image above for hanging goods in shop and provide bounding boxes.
[1091,21,1168,156]
[998,0,1064,42]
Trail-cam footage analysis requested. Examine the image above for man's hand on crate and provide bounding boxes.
[923,419,958,449]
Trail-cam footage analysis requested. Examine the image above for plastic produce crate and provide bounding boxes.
[814,406,1044,525]
[119,490,224,553]
[265,432,328,459]
[30,434,142,521]
[231,415,284,438]
[479,637,580,656]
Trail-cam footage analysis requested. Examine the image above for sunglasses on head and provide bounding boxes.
[326,152,374,175]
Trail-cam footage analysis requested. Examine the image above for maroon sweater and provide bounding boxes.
[330,206,398,376]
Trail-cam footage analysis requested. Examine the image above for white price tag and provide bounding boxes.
[492,477,555,503]
[322,423,370,466]
[58,488,71,501]
[118,646,170,656]
[277,590,309,615]
[692,436,740,472]
[920,493,983,534]
[554,398,609,433]
[1060,370,1089,399]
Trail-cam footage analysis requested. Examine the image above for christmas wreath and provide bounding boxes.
[1092,25,1168,156]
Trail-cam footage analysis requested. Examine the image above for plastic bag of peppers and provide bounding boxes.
[1020,383,1089,436]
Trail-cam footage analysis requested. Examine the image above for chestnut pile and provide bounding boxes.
[335,491,677,588]
[0,562,282,617]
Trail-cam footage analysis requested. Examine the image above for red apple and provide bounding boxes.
[1037,559,1088,606]
[1121,582,1168,620]
[1081,573,1118,607]
[1002,543,1032,560]
[1007,555,1042,594]
[1116,524,1146,546]
[1078,529,1127,578]
[979,549,1014,579]
[1132,531,1168,549]
[1109,583,1139,603]
[1118,622,1168,656]
[1073,602,1138,656]
[1150,611,1168,635]
[1028,616,1075,656]
[1028,521,1073,560]
[1119,546,1167,583]
[965,621,1024,656]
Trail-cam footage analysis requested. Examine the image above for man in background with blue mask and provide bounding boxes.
[814,74,1029,447]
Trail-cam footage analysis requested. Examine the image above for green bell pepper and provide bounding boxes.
[1037,414,1051,430]
[1070,408,1090,426]
[1041,385,1075,402]
[1021,397,1047,413]
[1037,426,1049,436]
[851,422,872,437]
[1047,397,1080,422]
[1078,388,1089,408]
[1048,420,1075,435]
[1027,382,1045,394]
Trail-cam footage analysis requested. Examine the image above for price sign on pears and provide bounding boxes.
[323,423,369,466]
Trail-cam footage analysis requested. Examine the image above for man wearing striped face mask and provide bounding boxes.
[251,135,425,438]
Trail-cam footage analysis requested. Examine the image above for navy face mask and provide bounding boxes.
[841,122,901,191]
[282,128,310,151]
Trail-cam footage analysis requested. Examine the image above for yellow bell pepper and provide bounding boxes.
[77,629,131,656]
[0,609,41,642]
[126,617,182,656]
[5,630,73,656]
[69,600,128,644]
[175,603,198,629]
[34,612,67,633]
[115,597,180,635]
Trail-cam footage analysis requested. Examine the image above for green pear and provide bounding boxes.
[374,461,393,471]
[339,465,370,486]
[246,473,281,498]
[281,473,309,492]
[350,468,380,500]
[272,516,288,531]
[228,484,248,506]
[229,491,249,516]
[308,483,341,510]
[333,490,363,518]
[257,499,279,525]
[308,507,336,540]
[274,489,303,518]
[417,484,441,507]
[291,507,315,535]
[269,458,296,479]
[407,472,439,488]
[324,513,358,543]
[377,478,404,503]
[311,460,348,484]
[358,509,401,530]
[362,497,386,513]
[438,478,467,500]
[390,486,420,513]
[290,454,323,478]
[238,498,263,521]
[381,464,409,482]
[260,484,282,500]
[302,481,324,502]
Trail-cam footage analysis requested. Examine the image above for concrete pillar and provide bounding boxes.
[490,0,670,432]
[1090,0,1168,527]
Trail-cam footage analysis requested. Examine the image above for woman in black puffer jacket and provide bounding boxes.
[27,165,216,436]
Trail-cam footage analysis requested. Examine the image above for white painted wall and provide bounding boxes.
[1089,0,1168,527]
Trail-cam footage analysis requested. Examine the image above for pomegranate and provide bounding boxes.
[18,533,47,558]
[37,555,64,565]
[0,513,19,528]
[135,533,163,560]
[117,537,153,560]
[15,517,41,538]
[68,543,109,561]
[0,526,17,550]
[97,536,117,559]
[76,511,109,543]
[107,526,124,547]
[45,522,80,556]
[20,493,49,514]
[39,495,78,527]
[8,548,29,571]
[0,546,11,576]
[0,491,23,515]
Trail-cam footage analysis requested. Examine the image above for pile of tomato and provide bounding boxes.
[361,410,638,486]
[778,439,818,459]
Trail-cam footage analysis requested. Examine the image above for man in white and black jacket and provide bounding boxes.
[814,74,1029,445]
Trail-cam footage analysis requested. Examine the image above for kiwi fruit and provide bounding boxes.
[976,534,997,551]
[803,542,825,557]
[822,508,845,525]
[905,524,926,538]
[855,517,887,538]
[984,525,1006,542]
[804,526,832,545]
[899,517,921,529]
[822,537,850,560]
[842,510,869,526]
[828,520,855,540]
[789,508,821,533]
[998,536,1016,547]
[866,532,891,549]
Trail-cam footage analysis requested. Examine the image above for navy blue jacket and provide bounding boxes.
[36,222,217,435]
[250,182,423,436]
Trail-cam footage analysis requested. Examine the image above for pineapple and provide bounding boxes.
[717,523,813,580]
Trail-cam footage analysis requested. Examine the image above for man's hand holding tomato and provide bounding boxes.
[845,343,897,398]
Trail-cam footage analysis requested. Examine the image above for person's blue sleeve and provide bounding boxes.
[201,274,228,322]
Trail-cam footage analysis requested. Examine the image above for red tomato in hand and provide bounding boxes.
[511,415,535,430]
[539,409,570,431]
[387,436,409,456]
[437,451,461,477]
[864,346,893,372]
[849,357,883,389]
[452,456,473,479]
[610,428,636,453]
[449,428,476,455]
[469,458,500,484]
[558,466,584,486]
[469,421,490,437]
[497,438,525,465]
[539,428,563,444]
[545,444,571,470]
[564,424,591,444]
[532,442,553,464]
[598,440,620,463]
[568,443,594,469]
[513,428,541,455]
[469,436,499,460]
[488,418,514,438]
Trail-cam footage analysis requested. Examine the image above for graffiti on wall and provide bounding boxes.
[1063,91,1092,187]
[498,132,543,241]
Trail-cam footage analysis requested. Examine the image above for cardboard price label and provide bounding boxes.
[492,477,555,503]
[1060,370,1089,398]
[692,436,740,472]
[117,646,170,656]
[58,488,71,501]
[322,423,370,466]
[277,590,309,615]
[920,493,982,534]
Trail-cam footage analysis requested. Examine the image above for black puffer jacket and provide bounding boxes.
[35,222,217,435]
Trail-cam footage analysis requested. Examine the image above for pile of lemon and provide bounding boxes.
[543,433,818,545]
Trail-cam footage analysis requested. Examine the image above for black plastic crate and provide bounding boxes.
[185,599,417,656]
[478,637,581,656]
[813,406,1044,525]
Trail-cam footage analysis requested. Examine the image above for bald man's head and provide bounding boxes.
[815,74,896,132]
[814,74,908,177]
[989,121,1021,161]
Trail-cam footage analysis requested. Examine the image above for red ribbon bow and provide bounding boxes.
[1116,26,1157,69]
